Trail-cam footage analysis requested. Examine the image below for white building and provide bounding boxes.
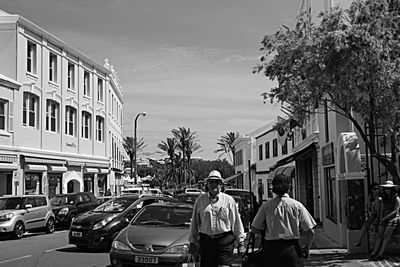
[0,10,125,198]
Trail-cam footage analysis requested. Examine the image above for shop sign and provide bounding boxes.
[0,155,17,163]
[321,142,334,166]
[24,156,66,165]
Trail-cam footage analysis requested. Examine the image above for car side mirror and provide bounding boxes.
[25,204,33,209]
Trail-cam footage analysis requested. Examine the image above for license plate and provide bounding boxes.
[71,231,82,237]
[135,256,158,264]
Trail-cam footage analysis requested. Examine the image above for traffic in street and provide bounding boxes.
[0,230,109,267]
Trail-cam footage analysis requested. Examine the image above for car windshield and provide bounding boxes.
[50,195,76,206]
[132,206,193,226]
[93,197,138,213]
[0,197,25,210]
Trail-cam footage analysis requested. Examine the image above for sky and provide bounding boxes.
[0,0,307,161]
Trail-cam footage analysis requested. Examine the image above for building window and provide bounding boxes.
[82,111,92,139]
[265,142,270,159]
[272,139,278,157]
[67,62,75,90]
[325,167,337,222]
[97,78,104,102]
[96,116,104,142]
[0,99,7,131]
[282,140,288,155]
[65,106,77,136]
[22,92,39,128]
[49,52,57,82]
[236,149,243,166]
[27,41,37,74]
[46,100,59,132]
[83,71,90,97]
[258,144,263,161]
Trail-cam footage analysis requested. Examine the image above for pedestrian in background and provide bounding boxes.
[368,180,400,261]
[251,174,316,267]
[188,170,246,267]
[355,182,382,247]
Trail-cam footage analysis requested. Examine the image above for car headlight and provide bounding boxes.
[165,244,189,254]
[58,207,69,215]
[0,212,14,222]
[112,240,131,251]
[92,216,115,230]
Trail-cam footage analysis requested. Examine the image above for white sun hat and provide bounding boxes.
[380,180,398,188]
[206,170,223,182]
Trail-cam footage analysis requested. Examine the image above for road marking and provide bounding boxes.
[45,245,75,253]
[0,255,32,265]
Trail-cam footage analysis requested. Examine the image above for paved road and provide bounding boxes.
[0,230,110,267]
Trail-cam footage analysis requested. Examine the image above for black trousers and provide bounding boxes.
[262,239,304,267]
[199,232,236,267]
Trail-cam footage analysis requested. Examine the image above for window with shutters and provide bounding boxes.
[0,99,7,131]
[81,111,92,139]
[83,71,90,97]
[96,116,104,142]
[46,100,59,133]
[49,52,57,82]
[22,92,39,128]
[65,106,77,136]
[27,41,37,74]
[67,62,75,90]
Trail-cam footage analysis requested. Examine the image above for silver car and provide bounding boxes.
[0,195,55,239]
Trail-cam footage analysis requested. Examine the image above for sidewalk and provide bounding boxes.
[305,227,400,267]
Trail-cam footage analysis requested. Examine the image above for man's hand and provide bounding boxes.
[301,246,309,259]
[238,241,246,256]
[188,242,199,256]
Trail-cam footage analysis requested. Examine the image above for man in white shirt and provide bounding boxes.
[251,174,316,267]
[188,170,246,267]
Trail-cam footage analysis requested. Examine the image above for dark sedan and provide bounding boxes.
[174,193,199,205]
[110,202,194,267]
[68,195,176,251]
[50,192,98,229]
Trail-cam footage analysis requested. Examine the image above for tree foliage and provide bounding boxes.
[255,0,400,183]
[215,132,240,165]
[123,136,147,178]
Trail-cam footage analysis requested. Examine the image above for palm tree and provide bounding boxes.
[123,136,147,178]
[215,132,239,165]
[157,138,179,186]
[172,127,201,185]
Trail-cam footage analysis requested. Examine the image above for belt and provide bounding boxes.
[200,231,231,240]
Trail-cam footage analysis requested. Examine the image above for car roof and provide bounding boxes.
[1,194,47,198]
[145,202,193,209]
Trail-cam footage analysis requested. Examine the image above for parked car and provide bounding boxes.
[184,188,204,195]
[0,195,55,239]
[69,194,177,251]
[224,189,259,230]
[97,196,115,205]
[110,202,193,267]
[50,192,99,229]
[231,195,250,232]
[175,193,199,205]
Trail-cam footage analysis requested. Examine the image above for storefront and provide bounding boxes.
[22,156,67,197]
[0,155,18,196]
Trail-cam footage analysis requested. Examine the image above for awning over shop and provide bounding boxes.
[223,173,243,183]
[25,164,48,172]
[99,168,110,174]
[48,166,67,173]
[270,142,318,171]
[268,165,295,179]
[0,163,18,170]
[84,167,99,174]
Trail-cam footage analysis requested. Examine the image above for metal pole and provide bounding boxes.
[134,112,146,185]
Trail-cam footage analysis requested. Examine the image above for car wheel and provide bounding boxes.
[45,217,55,233]
[13,221,24,239]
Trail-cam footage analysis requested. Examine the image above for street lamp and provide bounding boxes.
[134,112,146,184]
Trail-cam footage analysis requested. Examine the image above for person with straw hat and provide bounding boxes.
[188,170,246,267]
[368,180,400,261]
